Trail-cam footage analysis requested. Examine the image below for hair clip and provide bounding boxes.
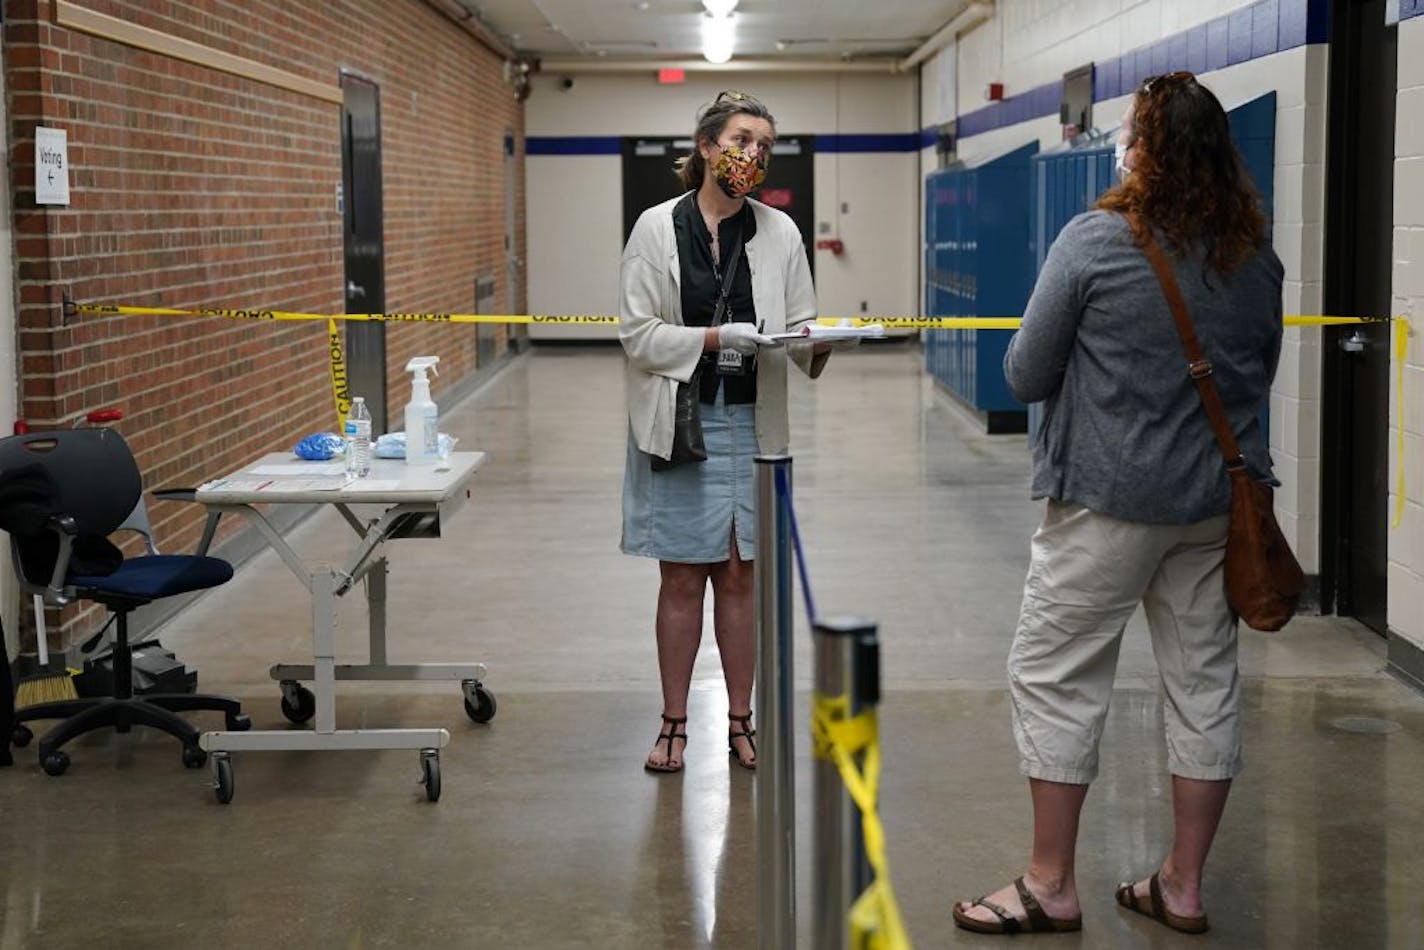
[1140,71,1195,94]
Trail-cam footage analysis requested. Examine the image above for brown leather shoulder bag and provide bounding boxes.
[1136,218,1304,631]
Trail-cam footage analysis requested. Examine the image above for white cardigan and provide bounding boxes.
[619,194,823,460]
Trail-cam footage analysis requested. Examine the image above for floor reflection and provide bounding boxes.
[4,348,1420,947]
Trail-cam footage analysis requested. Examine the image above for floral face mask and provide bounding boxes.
[712,143,769,198]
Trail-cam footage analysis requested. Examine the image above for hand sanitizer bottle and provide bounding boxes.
[403,356,440,466]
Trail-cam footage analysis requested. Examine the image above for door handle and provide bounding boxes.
[347,280,366,298]
[1339,330,1368,354]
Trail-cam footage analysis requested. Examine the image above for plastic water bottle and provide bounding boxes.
[344,396,372,478]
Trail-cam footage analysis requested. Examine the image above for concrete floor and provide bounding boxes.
[2,344,1422,949]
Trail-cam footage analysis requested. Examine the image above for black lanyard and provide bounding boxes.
[710,233,743,326]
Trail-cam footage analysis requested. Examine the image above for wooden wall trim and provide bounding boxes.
[54,0,343,105]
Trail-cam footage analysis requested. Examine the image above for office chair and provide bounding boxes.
[0,427,249,775]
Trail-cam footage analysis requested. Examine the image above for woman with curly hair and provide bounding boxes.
[952,72,1283,936]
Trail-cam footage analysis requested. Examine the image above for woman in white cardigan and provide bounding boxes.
[620,91,832,773]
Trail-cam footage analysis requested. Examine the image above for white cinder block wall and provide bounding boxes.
[523,72,919,340]
[1392,15,1424,657]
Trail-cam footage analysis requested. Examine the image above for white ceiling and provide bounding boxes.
[454,0,973,63]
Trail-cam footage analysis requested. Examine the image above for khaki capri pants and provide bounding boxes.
[1009,500,1242,785]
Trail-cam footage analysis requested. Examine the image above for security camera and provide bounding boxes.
[560,76,574,90]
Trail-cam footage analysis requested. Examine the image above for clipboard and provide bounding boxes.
[765,323,887,344]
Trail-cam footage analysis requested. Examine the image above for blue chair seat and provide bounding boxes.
[71,554,234,602]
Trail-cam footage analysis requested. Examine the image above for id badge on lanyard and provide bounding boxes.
[713,245,752,376]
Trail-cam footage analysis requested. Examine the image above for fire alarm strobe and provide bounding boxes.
[985,82,1004,101]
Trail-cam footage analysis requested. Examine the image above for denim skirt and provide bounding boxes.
[621,391,757,563]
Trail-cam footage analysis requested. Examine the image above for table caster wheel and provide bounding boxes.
[182,744,208,769]
[462,682,496,723]
[227,711,252,731]
[279,681,316,724]
[41,750,70,776]
[12,724,33,748]
[420,749,440,802]
[213,753,234,804]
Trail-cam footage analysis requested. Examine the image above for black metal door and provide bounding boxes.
[341,73,387,431]
[620,135,815,276]
[1322,0,1394,632]
[759,136,815,272]
[504,131,527,351]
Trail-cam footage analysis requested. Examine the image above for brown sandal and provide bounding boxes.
[951,876,1083,934]
[728,711,756,771]
[1115,872,1209,934]
[644,714,687,774]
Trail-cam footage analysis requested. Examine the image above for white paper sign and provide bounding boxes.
[34,127,69,205]
[935,41,958,125]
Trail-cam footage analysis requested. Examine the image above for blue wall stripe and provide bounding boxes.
[526,136,620,155]
[819,133,922,152]
[950,0,1329,143]
[526,132,925,156]
[1403,0,1424,21]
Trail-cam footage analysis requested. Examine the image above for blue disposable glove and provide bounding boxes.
[294,432,346,460]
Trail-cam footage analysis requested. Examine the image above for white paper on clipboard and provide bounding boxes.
[765,323,887,344]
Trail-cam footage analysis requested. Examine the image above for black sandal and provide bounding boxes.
[1115,871,1209,934]
[644,714,687,774]
[728,711,757,771]
[952,876,1083,934]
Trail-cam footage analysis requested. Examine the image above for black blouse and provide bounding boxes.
[672,192,758,405]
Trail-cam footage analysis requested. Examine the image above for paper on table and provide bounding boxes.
[250,462,346,476]
[340,479,403,491]
[200,475,350,493]
[765,322,887,344]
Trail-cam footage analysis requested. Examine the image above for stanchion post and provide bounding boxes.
[813,615,880,950]
[755,454,796,950]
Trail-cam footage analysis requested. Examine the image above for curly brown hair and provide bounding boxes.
[1096,72,1266,273]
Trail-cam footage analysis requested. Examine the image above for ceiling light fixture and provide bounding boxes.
[701,10,735,64]
[702,0,739,16]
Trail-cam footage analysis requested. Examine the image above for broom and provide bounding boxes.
[9,414,80,708]
[1,611,14,766]
[14,592,80,707]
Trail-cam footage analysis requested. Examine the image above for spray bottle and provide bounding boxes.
[403,356,440,466]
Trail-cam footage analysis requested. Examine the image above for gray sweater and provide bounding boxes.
[1005,210,1284,524]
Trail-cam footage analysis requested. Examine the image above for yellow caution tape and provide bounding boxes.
[72,302,1394,329]
[835,315,1390,328]
[1395,318,1413,530]
[812,693,912,950]
[73,303,620,324]
[328,317,350,432]
[73,302,1414,523]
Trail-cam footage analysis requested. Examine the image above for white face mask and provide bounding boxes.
[1113,140,1130,180]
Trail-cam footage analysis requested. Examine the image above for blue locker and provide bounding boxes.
[923,141,1038,433]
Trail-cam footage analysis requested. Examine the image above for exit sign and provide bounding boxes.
[658,68,686,84]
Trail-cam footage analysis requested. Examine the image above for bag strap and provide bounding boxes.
[712,235,744,326]
[1132,214,1246,471]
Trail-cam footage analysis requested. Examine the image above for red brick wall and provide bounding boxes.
[5,0,525,639]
